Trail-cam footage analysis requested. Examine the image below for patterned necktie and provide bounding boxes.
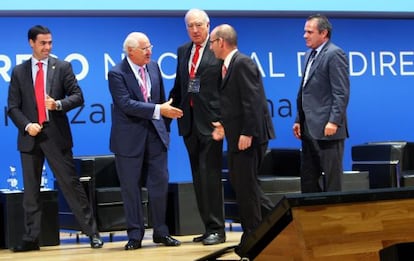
[35,62,46,124]
[222,64,227,78]
[303,50,317,87]
[189,44,201,107]
[189,44,201,78]
[139,66,148,102]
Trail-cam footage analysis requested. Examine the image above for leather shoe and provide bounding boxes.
[153,235,181,246]
[193,234,207,242]
[12,240,40,252]
[202,233,226,245]
[124,239,142,250]
[89,234,104,249]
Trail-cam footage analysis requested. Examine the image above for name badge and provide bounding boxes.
[188,77,201,93]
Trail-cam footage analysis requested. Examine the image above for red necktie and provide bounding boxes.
[35,62,46,124]
[189,44,201,107]
[189,44,201,78]
[222,64,227,78]
[139,66,148,102]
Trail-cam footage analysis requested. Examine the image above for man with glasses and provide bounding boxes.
[168,8,226,245]
[108,32,183,250]
[209,24,275,252]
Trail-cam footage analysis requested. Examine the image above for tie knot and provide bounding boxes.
[37,62,43,69]
[221,64,227,78]
[195,44,202,50]
[310,50,317,59]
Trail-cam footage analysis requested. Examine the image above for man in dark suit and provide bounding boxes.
[209,24,276,247]
[108,32,183,250]
[293,14,350,193]
[7,25,103,252]
[168,9,226,245]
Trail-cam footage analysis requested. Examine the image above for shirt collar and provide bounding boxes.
[223,49,238,68]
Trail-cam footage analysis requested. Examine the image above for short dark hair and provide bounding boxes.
[28,25,51,42]
[307,14,332,39]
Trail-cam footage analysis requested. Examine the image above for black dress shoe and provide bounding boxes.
[124,239,142,250]
[153,235,181,246]
[12,240,40,252]
[202,233,226,245]
[193,234,207,243]
[89,234,104,249]
[235,244,242,257]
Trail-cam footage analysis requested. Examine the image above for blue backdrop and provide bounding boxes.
[1,15,414,189]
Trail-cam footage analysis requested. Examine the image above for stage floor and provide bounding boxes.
[0,224,242,261]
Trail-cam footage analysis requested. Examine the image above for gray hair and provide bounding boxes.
[307,14,332,39]
[184,8,210,25]
[123,32,148,54]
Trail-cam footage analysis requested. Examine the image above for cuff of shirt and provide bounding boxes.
[56,100,62,111]
[153,104,161,120]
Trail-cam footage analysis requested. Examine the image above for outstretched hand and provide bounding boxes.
[160,98,183,119]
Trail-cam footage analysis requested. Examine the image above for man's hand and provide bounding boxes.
[238,135,252,150]
[45,95,57,110]
[27,123,43,136]
[324,122,338,136]
[293,123,301,140]
[160,98,183,119]
[212,121,225,141]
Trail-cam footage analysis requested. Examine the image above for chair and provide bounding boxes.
[351,141,414,188]
[222,148,302,224]
[56,154,150,241]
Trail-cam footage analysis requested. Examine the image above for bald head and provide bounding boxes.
[209,24,238,60]
[211,24,238,47]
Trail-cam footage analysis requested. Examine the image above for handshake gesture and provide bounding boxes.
[160,98,183,119]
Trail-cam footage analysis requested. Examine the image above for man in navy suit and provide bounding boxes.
[293,14,350,193]
[7,25,103,252]
[209,24,276,248]
[168,8,226,245]
[108,32,183,250]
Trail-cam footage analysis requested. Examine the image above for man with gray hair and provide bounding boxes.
[168,9,226,245]
[108,32,183,250]
[293,14,350,193]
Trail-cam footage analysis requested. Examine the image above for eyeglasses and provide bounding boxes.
[209,38,220,44]
[138,45,153,52]
[187,22,205,29]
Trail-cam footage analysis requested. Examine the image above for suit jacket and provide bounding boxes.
[296,41,350,140]
[169,40,222,136]
[108,59,169,157]
[7,56,84,152]
[220,51,275,152]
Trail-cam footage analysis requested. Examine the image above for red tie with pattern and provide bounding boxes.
[35,62,46,124]
[189,44,201,106]
[190,44,201,79]
[222,64,227,79]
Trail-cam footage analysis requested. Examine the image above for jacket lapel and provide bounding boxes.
[221,51,238,89]
[307,42,330,83]
[122,59,143,100]
[46,56,56,94]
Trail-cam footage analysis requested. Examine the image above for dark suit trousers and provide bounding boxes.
[227,143,270,243]
[115,126,169,241]
[301,124,344,193]
[20,126,97,241]
[184,118,225,235]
